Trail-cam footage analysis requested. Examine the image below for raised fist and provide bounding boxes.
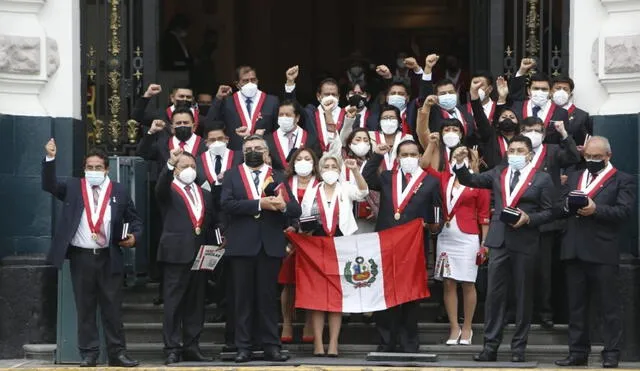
[143,84,162,98]
[374,143,391,155]
[169,148,183,166]
[285,65,299,83]
[45,138,56,158]
[403,57,419,72]
[553,121,567,138]
[375,65,392,79]
[424,54,440,73]
[519,58,536,74]
[344,158,358,170]
[428,132,440,144]
[149,119,166,134]
[452,146,469,164]
[216,85,233,100]
[425,95,438,107]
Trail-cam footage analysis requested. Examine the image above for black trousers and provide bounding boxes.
[68,247,126,358]
[483,247,534,354]
[534,230,557,321]
[162,263,206,353]
[565,260,622,357]
[229,249,281,352]
[375,300,420,352]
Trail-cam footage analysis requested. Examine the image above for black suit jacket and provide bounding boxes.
[264,129,321,171]
[220,166,301,258]
[421,78,477,144]
[454,164,554,254]
[131,98,205,137]
[363,153,441,231]
[155,165,216,264]
[556,168,636,265]
[41,159,143,273]
[204,92,280,151]
[567,106,593,146]
[135,130,208,180]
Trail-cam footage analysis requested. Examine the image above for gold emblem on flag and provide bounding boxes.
[344,256,378,289]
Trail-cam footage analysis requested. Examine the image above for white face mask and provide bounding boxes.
[438,93,458,111]
[387,95,407,111]
[400,157,419,175]
[478,88,487,102]
[321,170,340,185]
[208,141,227,156]
[177,167,197,185]
[380,119,399,135]
[552,90,570,106]
[442,132,461,148]
[278,116,296,133]
[85,171,106,186]
[240,82,258,98]
[523,131,544,149]
[320,95,339,109]
[530,90,549,107]
[294,160,314,177]
[349,142,370,157]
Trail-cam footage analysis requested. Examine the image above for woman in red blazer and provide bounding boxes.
[420,125,490,347]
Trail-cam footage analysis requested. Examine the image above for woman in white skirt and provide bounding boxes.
[419,124,490,346]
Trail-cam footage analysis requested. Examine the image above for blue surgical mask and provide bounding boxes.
[387,95,407,111]
[438,93,458,111]
[507,154,528,171]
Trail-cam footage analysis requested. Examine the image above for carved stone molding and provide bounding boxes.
[0,0,46,14]
[0,35,40,74]
[604,35,640,74]
[45,37,58,77]
[599,0,640,13]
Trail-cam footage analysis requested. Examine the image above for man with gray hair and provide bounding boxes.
[554,136,636,369]
[221,134,301,363]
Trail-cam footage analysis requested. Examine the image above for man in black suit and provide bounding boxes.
[554,136,636,369]
[156,148,216,364]
[551,75,593,146]
[161,13,191,71]
[519,116,580,328]
[362,140,441,353]
[221,134,301,363]
[451,135,554,363]
[41,140,141,367]
[205,66,279,151]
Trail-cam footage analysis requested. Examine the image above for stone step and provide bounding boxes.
[122,303,219,323]
[122,322,570,346]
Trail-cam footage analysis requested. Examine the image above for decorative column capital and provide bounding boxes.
[599,0,640,13]
[0,0,46,14]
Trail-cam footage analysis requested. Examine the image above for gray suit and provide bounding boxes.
[454,163,554,354]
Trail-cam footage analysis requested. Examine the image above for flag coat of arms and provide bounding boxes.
[287,218,430,313]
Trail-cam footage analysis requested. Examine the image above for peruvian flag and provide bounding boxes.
[287,218,429,313]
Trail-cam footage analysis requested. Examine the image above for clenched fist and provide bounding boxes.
[45,138,56,158]
[375,65,392,79]
[149,119,166,134]
[143,84,162,98]
[286,65,299,83]
[216,85,233,100]
[424,54,440,74]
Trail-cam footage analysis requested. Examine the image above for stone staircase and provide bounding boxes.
[24,281,605,364]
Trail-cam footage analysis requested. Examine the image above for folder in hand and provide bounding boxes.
[500,207,522,225]
[568,191,588,213]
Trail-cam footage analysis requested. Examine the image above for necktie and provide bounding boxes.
[184,185,196,204]
[355,113,362,128]
[285,132,295,150]
[92,186,100,209]
[532,105,541,118]
[402,173,411,191]
[510,170,521,193]
[252,170,261,193]
[179,141,186,151]
[91,185,106,246]
[214,155,222,175]
[245,98,253,116]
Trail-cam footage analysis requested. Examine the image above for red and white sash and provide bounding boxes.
[523,100,556,127]
[317,184,340,236]
[530,145,548,172]
[201,149,234,185]
[168,135,202,155]
[166,105,200,130]
[391,169,429,218]
[80,178,113,244]
[358,108,371,129]
[342,160,366,183]
[315,108,346,152]
[273,128,308,167]
[497,136,509,157]
[566,103,576,118]
[441,107,469,134]
[500,166,538,208]
[233,91,267,134]
[444,174,468,222]
[577,163,617,198]
[170,181,205,233]
[238,164,273,200]
[289,176,318,203]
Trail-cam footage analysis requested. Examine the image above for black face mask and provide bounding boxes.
[586,160,606,175]
[348,94,367,110]
[498,119,517,133]
[174,99,193,109]
[174,126,192,142]
[198,104,211,116]
[244,150,265,168]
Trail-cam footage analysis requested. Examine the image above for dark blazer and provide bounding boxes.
[363,153,441,231]
[264,128,321,171]
[204,91,280,151]
[556,167,636,265]
[155,165,216,264]
[454,163,554,253]
[41,159,143,273]
[131,98,205,137]
[471,98,507,170]
[566,106,593,146]
[135,130,208,179]
[421,79,477,143]
[220,165,301,258]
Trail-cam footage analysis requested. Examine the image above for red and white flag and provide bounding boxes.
[287,218,430,313]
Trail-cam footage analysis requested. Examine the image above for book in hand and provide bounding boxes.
[299,215,320,233]
[568,190,589,214]
[500,207,522,225]
[120,223,130,241]
[191,245,225,271]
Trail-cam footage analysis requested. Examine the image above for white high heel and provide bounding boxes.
[459,330,473,345]
[445,329,462,345]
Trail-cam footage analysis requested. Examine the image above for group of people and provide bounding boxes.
[42,53,634,369]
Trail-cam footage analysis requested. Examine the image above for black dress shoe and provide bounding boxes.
[165,352,180,365]
[234,350,251,363]
[182,348,210,362]
[473,350,497,362]
[603,357,619,368]
[108,353,139,367]
[511,353,526,362]
[79,355,98,367]
[264,349,289,362]
[555,355,588,366]
[540,318,554,329]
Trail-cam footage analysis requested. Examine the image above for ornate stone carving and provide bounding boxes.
[46,37,59,77]
[591,39,599,75]
[0,36,40,75]
[599,0,640,13]
[604,35,640,74]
